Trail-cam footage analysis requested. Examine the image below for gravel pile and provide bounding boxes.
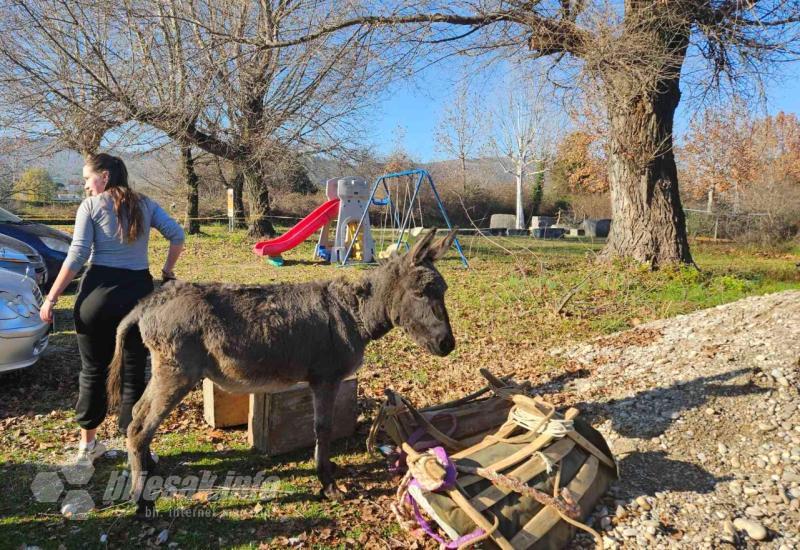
[550,290,800,549]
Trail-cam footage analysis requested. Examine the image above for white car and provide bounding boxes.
[0,268,49,373]
[0,234,48,286]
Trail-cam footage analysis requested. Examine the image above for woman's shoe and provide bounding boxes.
[73,440,107,465]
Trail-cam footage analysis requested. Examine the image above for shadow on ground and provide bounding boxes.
[0,440,393,548]
[614,450,732,498]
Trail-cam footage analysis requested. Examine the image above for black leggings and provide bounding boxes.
[74,265,154,434]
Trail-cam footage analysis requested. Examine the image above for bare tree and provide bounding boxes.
[140,0,393,236]
[0,136,37,205]
[244,0,800,266]
[0,159,17,206]
[0,9,122,157]
[0,1,393,236]
[131,2,211,235]
[489,71,557,230]
[435,81,486,192]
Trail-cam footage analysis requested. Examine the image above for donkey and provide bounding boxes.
[106,229,457,512]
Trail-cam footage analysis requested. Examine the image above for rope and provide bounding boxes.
[378,199,389,253]
[406,175,416,230]
[554,504,604,549]
[511,406,574,438]
[391,470,417,532]
[418,185,424,229]
[399,176,409,247]
[407,447,454,491]
[535,451,556,474]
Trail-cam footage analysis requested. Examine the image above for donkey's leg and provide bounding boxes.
[310,379,344,500]
[127,354,196,515]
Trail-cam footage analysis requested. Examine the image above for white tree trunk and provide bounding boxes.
[515,164,525,230]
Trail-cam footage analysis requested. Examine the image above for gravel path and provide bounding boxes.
[549,290,800,549]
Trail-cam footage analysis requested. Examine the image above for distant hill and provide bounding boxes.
[6,145,174,192]
[8,143,519,193]
[305,155,516,187]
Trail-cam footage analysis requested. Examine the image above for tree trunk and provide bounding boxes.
[515,164,525,230]
[230,171,247,229]
[242,163,276,238]
[460,156,467,193]
[603,77,692,267]
[531,159,544,216]
[181,145,200,235]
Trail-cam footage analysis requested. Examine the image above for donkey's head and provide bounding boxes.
[376,229,457,356]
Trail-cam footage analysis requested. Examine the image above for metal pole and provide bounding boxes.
[425,171,469,267]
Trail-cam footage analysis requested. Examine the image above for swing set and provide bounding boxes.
[256,169,468,267]
[341,169,468,267]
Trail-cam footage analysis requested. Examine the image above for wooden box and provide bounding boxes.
[248,377,358,456]
[202,379,249,428]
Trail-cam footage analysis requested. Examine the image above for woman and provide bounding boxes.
[40,153,185,464]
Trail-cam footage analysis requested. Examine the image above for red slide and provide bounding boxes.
[252,198,340,257]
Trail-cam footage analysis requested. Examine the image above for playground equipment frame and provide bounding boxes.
[341,169,469,267]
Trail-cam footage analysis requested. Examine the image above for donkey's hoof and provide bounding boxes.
[320,483,346,501]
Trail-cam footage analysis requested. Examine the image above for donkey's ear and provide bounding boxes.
[427,229,458,261]
[408,229,437,265]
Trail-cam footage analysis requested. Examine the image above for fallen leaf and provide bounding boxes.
[206,430,225,442]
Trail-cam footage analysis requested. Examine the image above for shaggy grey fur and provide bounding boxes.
[106,229,457,511]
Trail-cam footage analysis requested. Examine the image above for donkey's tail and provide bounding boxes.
[106,305,145,411]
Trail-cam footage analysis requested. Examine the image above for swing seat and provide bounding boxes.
[377,228,423,259]
[378,242,402,259]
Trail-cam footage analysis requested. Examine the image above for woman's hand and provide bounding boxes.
[40,297,56,324]
[40,265,78,324]
[161,268,176,285]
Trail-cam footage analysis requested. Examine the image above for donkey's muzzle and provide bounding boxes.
[434,333,456,356]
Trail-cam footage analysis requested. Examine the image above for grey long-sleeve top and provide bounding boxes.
[64,193,185,272]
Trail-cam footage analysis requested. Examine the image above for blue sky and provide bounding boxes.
[369,62,800,163]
